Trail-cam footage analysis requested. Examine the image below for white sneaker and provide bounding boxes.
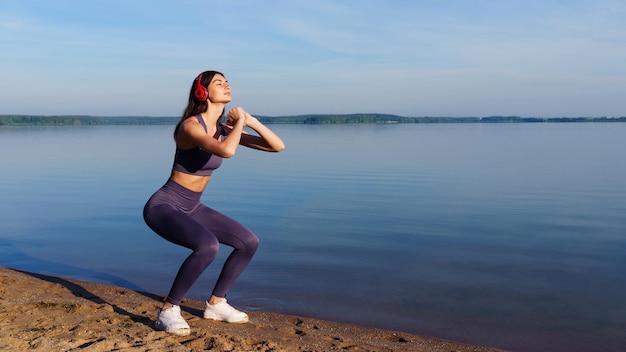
[154,305,191,336]
[203,299,249,323]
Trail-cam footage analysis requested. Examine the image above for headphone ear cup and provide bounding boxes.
[194,72,208,101]
[194,86,208,101]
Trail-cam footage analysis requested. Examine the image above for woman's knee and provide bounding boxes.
[243,232,260,254]
[195,237,220,259]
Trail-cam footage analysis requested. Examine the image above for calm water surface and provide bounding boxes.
[1,123,625,352]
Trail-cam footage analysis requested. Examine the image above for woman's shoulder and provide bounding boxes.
[180,115,206,133]
[182,115,202,126]
[175,116,204,145]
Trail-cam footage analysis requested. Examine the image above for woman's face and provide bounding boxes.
[207,74,231,104]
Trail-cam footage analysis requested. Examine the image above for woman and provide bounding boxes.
[143,70,285,336]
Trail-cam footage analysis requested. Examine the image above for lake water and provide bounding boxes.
[1,123,625,352]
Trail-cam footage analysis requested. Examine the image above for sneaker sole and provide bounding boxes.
[168,327,191,336]
[155,323,191,336]
[203,314,249,324]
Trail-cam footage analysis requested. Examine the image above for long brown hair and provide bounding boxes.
[173,70,225,140]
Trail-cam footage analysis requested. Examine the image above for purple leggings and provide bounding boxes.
[143,179,259,306]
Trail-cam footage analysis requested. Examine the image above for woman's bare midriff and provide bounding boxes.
[170,170,211,193]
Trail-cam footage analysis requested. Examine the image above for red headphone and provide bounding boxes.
[194,72,208,101]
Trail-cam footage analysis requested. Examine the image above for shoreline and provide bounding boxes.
[0,266,504,351]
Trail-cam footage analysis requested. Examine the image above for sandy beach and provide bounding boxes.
[0,266,504,351]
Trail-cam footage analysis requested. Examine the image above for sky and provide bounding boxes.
[1,0,625,117]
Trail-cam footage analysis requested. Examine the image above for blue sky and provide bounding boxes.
[1,0,625,117]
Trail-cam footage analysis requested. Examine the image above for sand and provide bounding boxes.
[0,266,505,351]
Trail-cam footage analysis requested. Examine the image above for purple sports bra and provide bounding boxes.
[172,116,224,176]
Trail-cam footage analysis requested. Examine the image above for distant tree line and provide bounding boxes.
[252,114,626,124]
[477,116,626,123]
[0,115,178,126]
[1,114,625,126]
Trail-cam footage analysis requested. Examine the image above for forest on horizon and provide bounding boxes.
[1,113,625,126]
